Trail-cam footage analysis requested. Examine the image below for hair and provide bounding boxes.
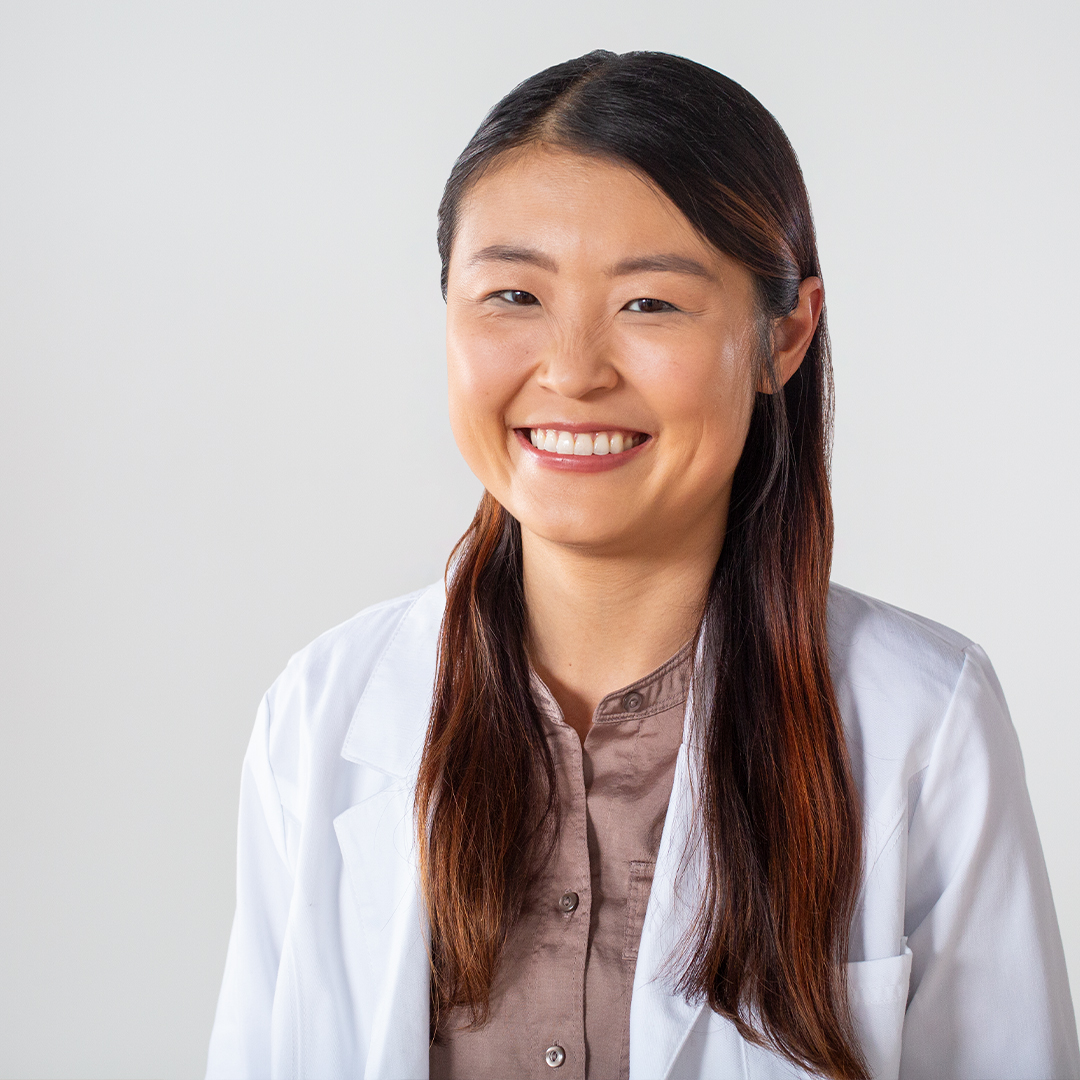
[416,50,866,1079]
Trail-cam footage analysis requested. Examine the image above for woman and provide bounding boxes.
[206,51,1079,1079]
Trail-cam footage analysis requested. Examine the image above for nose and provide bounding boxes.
[534,326,619,399]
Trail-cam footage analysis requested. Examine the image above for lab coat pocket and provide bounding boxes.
[846,946,912,1080]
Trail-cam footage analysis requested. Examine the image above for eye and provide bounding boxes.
[492,289,540,305]
[625,297,677,313]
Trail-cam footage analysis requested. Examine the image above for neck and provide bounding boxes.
[522,524,722,741]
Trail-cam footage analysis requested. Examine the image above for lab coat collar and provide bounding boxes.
[340,582,446,778]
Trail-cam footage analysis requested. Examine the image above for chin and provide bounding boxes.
[515,506,635,551]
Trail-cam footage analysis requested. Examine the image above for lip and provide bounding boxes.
[520,421,643,436]
[513,427,651,472]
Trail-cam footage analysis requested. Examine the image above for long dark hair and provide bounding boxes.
[416,51,866,1079]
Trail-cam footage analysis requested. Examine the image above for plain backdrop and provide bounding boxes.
[1,2,1077,1076]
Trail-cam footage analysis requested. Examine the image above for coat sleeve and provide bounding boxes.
[206,690,295,1079]
[900,644,1079,1078]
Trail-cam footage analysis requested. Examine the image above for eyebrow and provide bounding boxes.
[467,245,559,272]
[466,244,714,281]
[608,254,715,279]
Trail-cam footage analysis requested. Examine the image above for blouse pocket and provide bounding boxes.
[623,860,655,960]
[846,945,913,1080]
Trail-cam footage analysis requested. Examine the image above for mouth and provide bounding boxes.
[522,427,647,457]
[513,425,650,472]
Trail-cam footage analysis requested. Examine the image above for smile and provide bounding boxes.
[526,428,644,456]
[514,426,650,473]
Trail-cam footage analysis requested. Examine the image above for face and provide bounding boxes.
[445,146,762,561]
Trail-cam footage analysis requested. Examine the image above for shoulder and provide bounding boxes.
[270,582,444,715]
[826,583,1008,789]
[257,581,445,813]
[827,582,972,697]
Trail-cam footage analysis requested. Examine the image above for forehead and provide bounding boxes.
[452,145,724,269]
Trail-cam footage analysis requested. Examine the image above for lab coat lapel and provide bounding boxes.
[628,736,708,1079]
[629,657,750,1080]
[334,791,430,1080]
[336,583,444,1080]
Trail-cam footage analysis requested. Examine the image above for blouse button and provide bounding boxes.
[558,890,579,913]
[545,1045,566,1068]
[622,690,644,712]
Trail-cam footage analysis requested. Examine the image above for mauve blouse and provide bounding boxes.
[429,642,693,1080]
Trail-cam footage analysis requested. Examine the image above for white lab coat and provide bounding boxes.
[206,582,1079,1079]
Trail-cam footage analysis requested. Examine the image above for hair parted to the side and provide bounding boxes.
[416,50,867,1080]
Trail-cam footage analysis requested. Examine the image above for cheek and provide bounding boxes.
[445,316,531,463]
[628,331,755,445]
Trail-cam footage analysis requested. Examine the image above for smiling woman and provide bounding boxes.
[205,52,1079,1080]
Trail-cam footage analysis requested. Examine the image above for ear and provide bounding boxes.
[757,276,823,393]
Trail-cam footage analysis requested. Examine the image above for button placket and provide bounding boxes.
[543,723,588,1076]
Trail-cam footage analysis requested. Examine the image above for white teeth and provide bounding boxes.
[527,428,641,456]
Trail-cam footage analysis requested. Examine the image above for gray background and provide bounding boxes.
[1,2,1077,1076]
